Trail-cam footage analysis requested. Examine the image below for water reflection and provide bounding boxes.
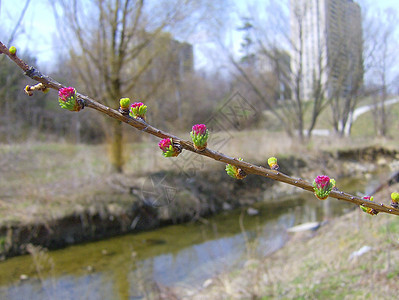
[0,194,355,299]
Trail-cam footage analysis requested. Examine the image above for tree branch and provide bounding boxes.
[1,40,399,217]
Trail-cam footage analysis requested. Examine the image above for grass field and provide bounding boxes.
[266,95,399,139]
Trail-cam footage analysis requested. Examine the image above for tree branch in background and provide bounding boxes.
[4,0,31,48]
[1,41,399,217]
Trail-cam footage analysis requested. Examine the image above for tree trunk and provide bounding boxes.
[297,115,305,141]
[110,119,124,173]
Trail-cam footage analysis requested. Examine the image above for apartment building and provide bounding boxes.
[290,0,363,100]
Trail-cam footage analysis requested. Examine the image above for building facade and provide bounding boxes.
[290,0,363,100]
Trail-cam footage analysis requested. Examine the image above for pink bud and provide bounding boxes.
[192,124,207,135]
[58,87,76,102]
[314,175,330,189]
[131,102,145,109]
[158,138,172,152]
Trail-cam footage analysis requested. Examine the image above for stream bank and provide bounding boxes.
[1,146,398,259]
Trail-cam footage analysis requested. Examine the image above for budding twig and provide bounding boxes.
[1,40,399,216]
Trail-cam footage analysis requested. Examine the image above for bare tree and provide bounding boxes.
[52,0,227,172]
[366,9,398,137]
[227,0,331,141]
[0,0,32,142]
[228,0,368,140]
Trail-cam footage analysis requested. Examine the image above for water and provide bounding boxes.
[0,198,354,299]
[0,174,375,299]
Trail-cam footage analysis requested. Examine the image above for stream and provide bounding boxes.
[0,171,385,299]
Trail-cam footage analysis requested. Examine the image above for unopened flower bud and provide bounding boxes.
[360,196,378,215]
[120,98,131,109]
[190,124,209,151]
[267,157,279,170]
[58,87,81,111]
[225,158,247,180]
[313,175,334,200]
[129,102,147,120]
[391,192,399,208]
[9,46,17,55]
[158,138,181,157]
[24,85,33,96]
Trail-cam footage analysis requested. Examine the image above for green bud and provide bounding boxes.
[120,97,130,109]
[225,158,246,179]
[9,46,17,55]
[267,157,279,170]
[391,192,399,202]
[130,102,147,120]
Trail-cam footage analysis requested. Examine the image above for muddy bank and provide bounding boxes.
[0,155,305,258]
[1,146,397,259]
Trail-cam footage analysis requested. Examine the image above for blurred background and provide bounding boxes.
[1,0,398,152]
[1,0,399,299]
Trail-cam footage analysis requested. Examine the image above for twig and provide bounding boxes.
[1,40,399,216]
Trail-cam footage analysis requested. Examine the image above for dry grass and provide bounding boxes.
[0,131,396,226]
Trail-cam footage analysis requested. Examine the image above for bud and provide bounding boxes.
[58,87,80,111]
[190,124,209,151]
[129,102,147,120]
[9,46,17,55]
[25,83,50,96]
[120,98,131,109]
[330,178,336,189]
[158,138,181,157]
[267,157,279,170]
[391,192,399,209]
[24,85,33,96]
[313,175,334,200]
[225,158,247,180]
[360,196,378,215]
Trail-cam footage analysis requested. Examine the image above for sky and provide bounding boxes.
[1,0,398,72]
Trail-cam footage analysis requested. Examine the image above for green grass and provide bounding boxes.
[264,95,399,139]
[0,236,5,252]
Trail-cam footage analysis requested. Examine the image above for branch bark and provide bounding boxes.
[1,40,399,217]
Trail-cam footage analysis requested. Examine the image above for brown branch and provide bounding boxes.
[1,40,399,217]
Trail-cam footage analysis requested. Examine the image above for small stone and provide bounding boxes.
[377,157,387,165]
[20,274,29,280]
[203,278,213,288]
[287,222,320,233]
[86,265,94,272]
[247,207,259,216]
[222,202,232,210]
[348,245,372,261]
